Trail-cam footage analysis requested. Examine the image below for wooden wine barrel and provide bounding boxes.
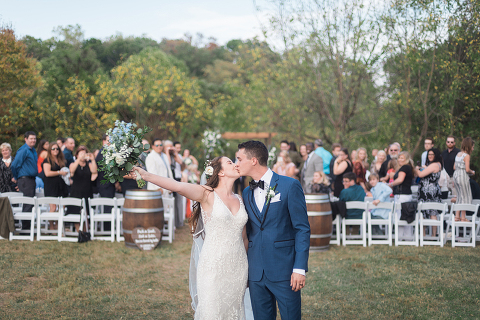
[305,194,332,251]
[123,190,164,249]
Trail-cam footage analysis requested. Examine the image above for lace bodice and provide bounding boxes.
[195,192,249,320]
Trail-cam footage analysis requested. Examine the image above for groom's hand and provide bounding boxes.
[290,273,306,292]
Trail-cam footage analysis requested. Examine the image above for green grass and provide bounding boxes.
[2,228,480,319]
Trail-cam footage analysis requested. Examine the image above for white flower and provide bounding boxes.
[205,166,214,176]
[268,189,276,197]
[115,154,126,165]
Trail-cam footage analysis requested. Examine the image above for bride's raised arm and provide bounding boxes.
[133,167,208,203]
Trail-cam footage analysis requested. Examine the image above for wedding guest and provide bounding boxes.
[138,139,150,171]
[388,151,414,238]
[367,173,392,219]
[68,146,97,231]
[174,141,183,155]
[421,138,434,167]
[296,144,308,179]
[273,150,296,178]
[165,140,185,228]
[441,135,460,197]
[379,142,401,181]
[351,150,358,163]
[453,137,475,222]
[339,172,366,220]
[290,141,303,168]
[11,131,38,229]
[415,148,442,235]
[57,137,65,151]
[371,150,386,176]
[367,173,392,235]
[329,143,342,184]
[43,141,68,231]
[309,171,331,194]
[146,139,173,193]
[372,149,378,159]
[36,139,49,176]
[333,148,353,197]
[183,149,199,167]
[0,142,16,192]
[314,139,333,175]
[63,137,75,167]
[301,142,323,193]
[95,134,115,212]
[353,147,368,191]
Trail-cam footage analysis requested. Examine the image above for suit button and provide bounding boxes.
[260,228,264,231]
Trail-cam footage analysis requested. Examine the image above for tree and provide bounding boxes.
[101,47,211,143]
[0,27,42,146]
[381,0,452,155]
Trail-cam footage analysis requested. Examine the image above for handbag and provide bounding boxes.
[78,206,91,243]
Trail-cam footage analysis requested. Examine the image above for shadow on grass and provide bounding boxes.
[1,229,480,319]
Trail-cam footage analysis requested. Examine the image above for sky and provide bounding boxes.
[0,0,268,45]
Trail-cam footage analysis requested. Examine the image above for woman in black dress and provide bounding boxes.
[43,142,69,230]
[69,146,98,231]
[333,148,353,197]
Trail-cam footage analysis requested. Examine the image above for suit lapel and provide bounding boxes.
[247,187,262,227]
[259,173,280,226]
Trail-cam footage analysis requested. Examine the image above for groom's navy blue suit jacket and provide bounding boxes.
[243,171,310,282]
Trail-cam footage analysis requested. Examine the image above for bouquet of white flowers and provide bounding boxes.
[98,121,152,188]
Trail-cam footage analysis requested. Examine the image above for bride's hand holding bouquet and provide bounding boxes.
[98,120,152,188]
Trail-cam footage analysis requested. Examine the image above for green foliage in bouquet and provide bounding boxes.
[98,120,152,187]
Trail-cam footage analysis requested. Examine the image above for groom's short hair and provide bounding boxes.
[238,140,268,166]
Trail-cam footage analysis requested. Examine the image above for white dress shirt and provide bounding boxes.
[253,169,273,211]
[252,168,305,276]
[145,150,172,192]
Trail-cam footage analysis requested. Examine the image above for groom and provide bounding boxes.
[236,140,310,319]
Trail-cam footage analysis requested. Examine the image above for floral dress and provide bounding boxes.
[419,164,442,218]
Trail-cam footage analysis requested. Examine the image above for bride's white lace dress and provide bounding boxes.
[195,192,248,320]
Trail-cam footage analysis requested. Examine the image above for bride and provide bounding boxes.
[134,156,250,319]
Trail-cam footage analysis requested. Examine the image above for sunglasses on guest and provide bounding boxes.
[51,148,59,151]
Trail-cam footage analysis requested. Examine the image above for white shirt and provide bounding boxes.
[253,168,305,276]
[421,150,427,167]
[145,150,173,192]
[253,169,273,211]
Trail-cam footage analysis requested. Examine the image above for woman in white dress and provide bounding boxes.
[134,156,249,320]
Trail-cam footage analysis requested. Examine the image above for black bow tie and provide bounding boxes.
[249,180,265,190]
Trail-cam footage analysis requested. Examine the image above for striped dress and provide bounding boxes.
[453,153,472,204]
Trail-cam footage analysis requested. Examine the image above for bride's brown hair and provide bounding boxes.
[189,156,224,234]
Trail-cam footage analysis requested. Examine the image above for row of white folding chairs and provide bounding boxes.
[330,201,479,247]
[7,194,175,244]
[9,196,87,242]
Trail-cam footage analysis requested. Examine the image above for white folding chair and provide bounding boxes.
[3,192,24,216]
[59,197,86,242]
[89,197,116,242]
[418,202,448,247]
[2,192,24,198]
[394,202,419,246]
[447,203,479,248]
[330,214,341,246]
[36,197,62,241]
[473,200,480,242]
[162,196,175,243]
[9,196,36,241]
[367,202,393,246]
[341,201,368,247]
[116,198,125,242]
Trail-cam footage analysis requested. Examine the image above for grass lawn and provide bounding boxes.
[1,227,480,319]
